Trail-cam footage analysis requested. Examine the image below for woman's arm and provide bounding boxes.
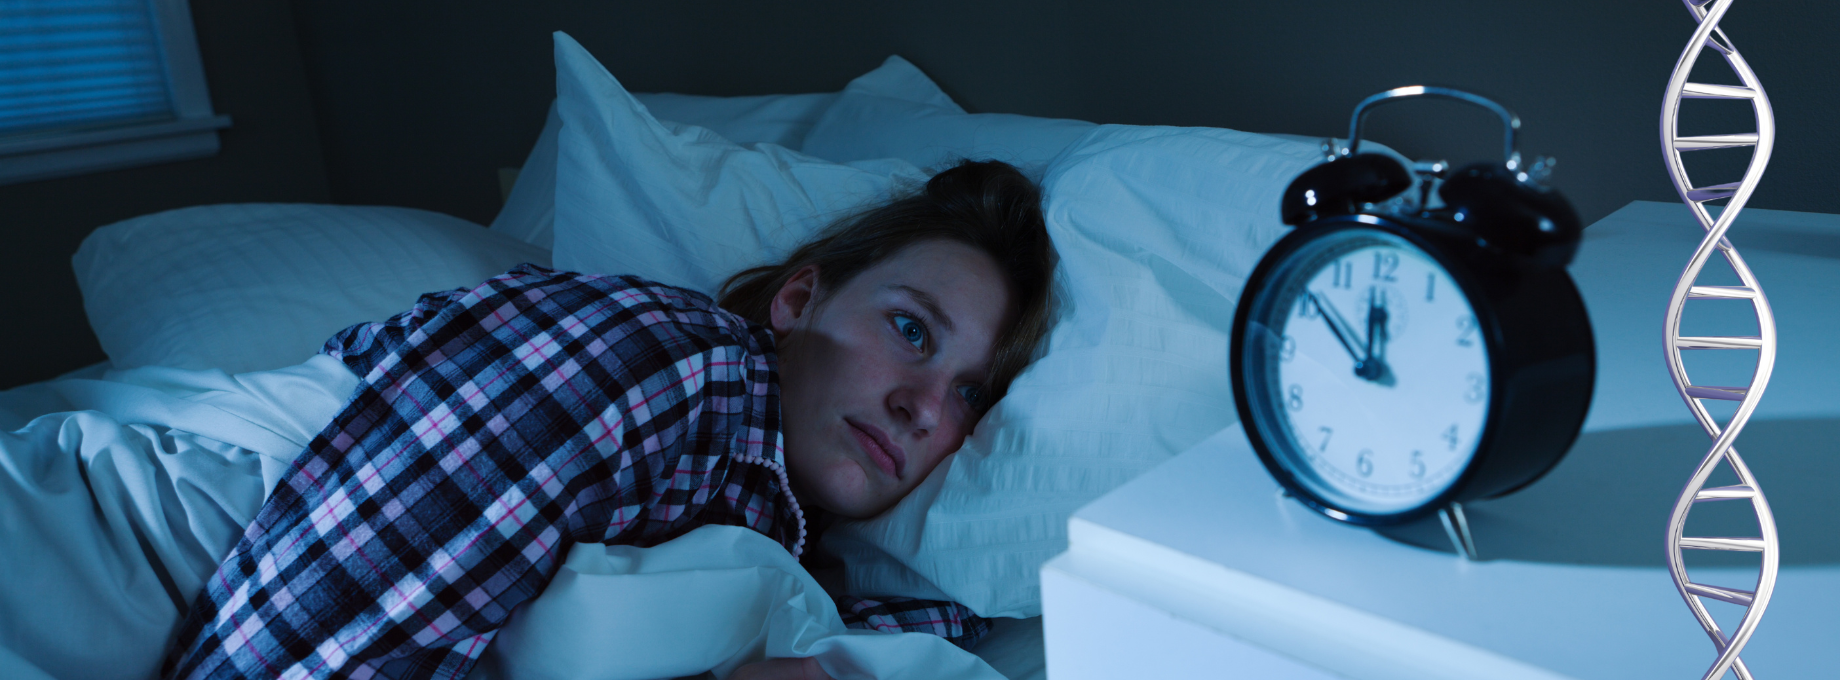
[836,595,992,650]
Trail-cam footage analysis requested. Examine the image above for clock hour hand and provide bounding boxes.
[1307,291,1367,369]
[1360,287,1396,386]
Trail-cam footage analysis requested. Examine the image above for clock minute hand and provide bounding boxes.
[1307,291,1368,370]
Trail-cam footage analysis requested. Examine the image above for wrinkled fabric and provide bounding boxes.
[165,267,799,679]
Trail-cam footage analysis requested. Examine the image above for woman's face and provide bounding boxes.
[770,240,1014,519]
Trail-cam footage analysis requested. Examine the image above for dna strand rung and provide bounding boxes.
[1659,0,1779,678]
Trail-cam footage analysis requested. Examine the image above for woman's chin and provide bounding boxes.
[796,460,886,519]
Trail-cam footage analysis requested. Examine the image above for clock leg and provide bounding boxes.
[1439,503,1481,561]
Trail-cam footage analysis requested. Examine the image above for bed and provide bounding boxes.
[3,31,1417,680]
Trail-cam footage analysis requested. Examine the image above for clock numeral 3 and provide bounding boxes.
[1356,449,1374,477]
[1465,373,1486,404]
[1456,314,1478,347]
[1287,385,1304,412]
[1409,450,1426,479]
[1372,251,1399,282]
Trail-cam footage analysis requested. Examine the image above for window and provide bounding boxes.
[0,0,230,185]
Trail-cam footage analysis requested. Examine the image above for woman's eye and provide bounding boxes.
[957,384,985,409]
[894,314,927,350]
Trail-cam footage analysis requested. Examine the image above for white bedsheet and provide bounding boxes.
[0,358,1013,680]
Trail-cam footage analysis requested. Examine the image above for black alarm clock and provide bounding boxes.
[1230,86,1596,545]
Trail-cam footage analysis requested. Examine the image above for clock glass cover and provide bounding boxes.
[1243,226,1490,518]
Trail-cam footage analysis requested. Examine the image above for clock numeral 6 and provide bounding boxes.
[1409,450,1426,478]
[1356,449,1374,477]
[1286,385,1304,411]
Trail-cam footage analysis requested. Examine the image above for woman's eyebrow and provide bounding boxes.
[887,284,955,334]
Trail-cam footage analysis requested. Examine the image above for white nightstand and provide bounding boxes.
[1039,201,1840,679]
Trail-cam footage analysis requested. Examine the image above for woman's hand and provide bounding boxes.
[729,656,834,680]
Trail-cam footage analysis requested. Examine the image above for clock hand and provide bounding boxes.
[1361,287,1397,386]
[1307,291,1368,371]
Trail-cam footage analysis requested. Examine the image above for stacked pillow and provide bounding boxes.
[542,32,1341,617]
[547,33,929,294]
[490,91,842,249]
[800,56,1098,179]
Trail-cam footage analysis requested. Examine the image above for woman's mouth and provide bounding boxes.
[847,420,907,480]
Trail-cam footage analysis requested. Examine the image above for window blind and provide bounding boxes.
[0,0,173,138]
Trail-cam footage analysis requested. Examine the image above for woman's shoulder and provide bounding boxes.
[493,264,774,359]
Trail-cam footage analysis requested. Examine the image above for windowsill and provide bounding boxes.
[0,114,233,186]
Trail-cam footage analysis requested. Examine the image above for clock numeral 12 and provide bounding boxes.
[1372,251,1399,282]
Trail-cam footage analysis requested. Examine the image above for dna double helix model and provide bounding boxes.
[1659,0,1778,678]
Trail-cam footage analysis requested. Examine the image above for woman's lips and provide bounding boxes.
[847,420,907,480]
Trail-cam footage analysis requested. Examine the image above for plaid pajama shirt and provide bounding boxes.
[163,265,986,680]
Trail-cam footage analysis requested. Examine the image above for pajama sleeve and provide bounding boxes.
[835,595,992,650]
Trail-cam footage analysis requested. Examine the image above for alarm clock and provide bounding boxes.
[1230,86,1596,538]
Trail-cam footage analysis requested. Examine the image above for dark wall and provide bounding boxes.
[290,0,1838,228]
[0,0,330,389]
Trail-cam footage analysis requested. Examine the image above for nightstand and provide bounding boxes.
[1040,201,1840,679]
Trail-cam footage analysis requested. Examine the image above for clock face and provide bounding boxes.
[1242,226,1491,518]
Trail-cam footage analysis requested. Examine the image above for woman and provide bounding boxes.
[162,159,1055,680]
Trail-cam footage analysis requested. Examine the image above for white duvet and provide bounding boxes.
[0,358,1006,680]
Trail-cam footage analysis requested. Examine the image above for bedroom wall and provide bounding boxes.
[290,0,1838,229]
[0,0,330,389]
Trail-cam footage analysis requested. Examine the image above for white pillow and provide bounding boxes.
[801,56,1098,178]
[74,203,550,375]
[822,125,1337,618]
[548,31,928,294]
[489,90,840,251]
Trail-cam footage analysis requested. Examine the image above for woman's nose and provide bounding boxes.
[889,370,948,435]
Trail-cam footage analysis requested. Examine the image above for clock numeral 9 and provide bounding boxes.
[1372,251,1399,282]
[1287,385,1304,412]
[1331,259,1355,289]
[1279,335,1297,363]
[1465,373,1486,404]
[1409,450,1425,479]
[1456,314,1479,347]
[1356,449,1374,477]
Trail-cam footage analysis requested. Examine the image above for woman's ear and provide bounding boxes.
[769,265,822,339]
